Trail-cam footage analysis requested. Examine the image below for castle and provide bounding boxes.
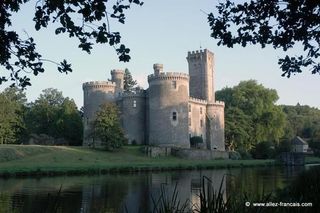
[82,49,225,151]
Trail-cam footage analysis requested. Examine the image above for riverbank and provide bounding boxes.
[0,145,318,177]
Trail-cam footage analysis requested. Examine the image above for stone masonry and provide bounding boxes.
[82,49,225,151]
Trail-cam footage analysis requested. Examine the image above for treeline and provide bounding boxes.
[0,87,83,145]
[216,80,320,159]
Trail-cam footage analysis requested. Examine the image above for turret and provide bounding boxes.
[153,63,163,75]
[187,49,215,102]
[206,102,225,151]
[147,67,190,148]
[111,69,124,97]
[82,81,116,146]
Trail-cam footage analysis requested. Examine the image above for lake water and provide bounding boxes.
[0,165,316,212]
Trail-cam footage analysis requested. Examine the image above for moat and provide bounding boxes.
[0,165,318,212]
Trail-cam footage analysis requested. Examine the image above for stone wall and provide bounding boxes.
[187,49,215,102]
[206,102,225,151]
[121,91,146,145]
[148,70,190,148]
[172,148,228,160]
[188,97,207,148]
[82,81,116,146]
[144,146,171,157]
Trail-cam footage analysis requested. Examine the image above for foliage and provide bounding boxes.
[228,151,241,160]
[216,80,286,152]
[190,136,203,148]
[278,166,320,210]
[208,0,320,77]
[150,183,189,213]
[236,147,252,160]
[309,141,320,157]
[123,68,137,93]
[0,87,26,144]
[25,88,82,145]
[282,104,320,141]
[1,0,143,88]
[251,141,275,159]
[93,103,126,150]
[275,139,292,154]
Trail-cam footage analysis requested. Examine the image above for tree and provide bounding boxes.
[25,88,83,145]
[0,87,26,144]
[216,80,286,151]
[1,0,143,88]
[56,98,83,145]
[93,103,126,150]
[208,0,320,77]
[282,104,320,140]
[123,68,137,92]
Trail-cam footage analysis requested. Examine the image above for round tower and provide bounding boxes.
[206,102,225,151]
[147,64,190,148]
[82,81,116,146]
[121,89,146,145]
[111,69,124,97]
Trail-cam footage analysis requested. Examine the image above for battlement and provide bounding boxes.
[111,69,124,75]
[186,49,214,61]
[207,101,225,107]
[189,97,208,105]
[122,90,146,98]
[148,72,189,82]
[82,81,116,89]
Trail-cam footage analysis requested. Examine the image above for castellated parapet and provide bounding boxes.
[82,81,116,89]
[189,97,208,105]
[82,49,225,151]
[122,89,146,98]
[148,72,189,83]
[153,63,163,75]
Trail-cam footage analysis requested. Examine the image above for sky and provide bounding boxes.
[1,0,319,109]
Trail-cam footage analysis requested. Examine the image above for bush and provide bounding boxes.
[309,141,320,157]
[229,151,241,160]
[236,147,252,159]
[190,136,203,148]
[251,141,275,159]
[131,140,137,146]
[275,139,292,154]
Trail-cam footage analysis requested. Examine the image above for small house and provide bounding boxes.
[291,136,308,153]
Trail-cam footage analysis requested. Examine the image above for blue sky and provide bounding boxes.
[1,0,319,109]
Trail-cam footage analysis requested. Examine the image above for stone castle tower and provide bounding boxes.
[82,49,225,151]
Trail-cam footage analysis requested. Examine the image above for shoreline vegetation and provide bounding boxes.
[0,145,319,178]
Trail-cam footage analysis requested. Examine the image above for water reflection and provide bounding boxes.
[0,166,311,212]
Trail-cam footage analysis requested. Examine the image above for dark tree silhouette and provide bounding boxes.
[123,68,137,92]
[208,0,320,77]
[0,0,143,88]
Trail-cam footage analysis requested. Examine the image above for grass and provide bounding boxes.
[0,145,287,177]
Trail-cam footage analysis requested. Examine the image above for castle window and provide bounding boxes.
[189,117,191,126]
[172,112,177,121]
[200,107,202,114]
[133,100,137,108]
[172,81,177,89]
[189,105,191,112]
[200,119,203,127]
